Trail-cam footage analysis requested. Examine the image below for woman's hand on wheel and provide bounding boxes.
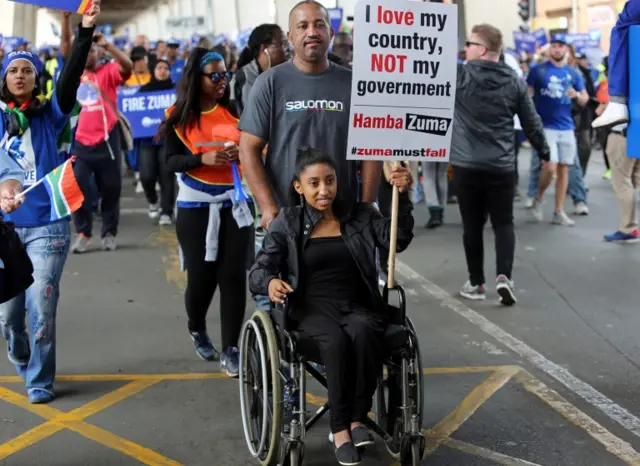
[268,279,293,304]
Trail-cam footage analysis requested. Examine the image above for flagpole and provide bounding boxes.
[15,178,45,200]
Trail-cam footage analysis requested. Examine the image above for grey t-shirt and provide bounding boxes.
[238,60,357,208]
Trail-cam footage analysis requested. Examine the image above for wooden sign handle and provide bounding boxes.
[387,162,400,289]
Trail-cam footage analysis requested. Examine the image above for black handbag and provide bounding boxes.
[0,216,34,304]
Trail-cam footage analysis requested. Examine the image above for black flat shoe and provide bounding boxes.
[351,426,375,448]
[335,442,361,465]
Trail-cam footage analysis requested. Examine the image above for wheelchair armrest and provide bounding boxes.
[383,284,407,326]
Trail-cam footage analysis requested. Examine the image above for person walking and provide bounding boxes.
[451,24,550,305]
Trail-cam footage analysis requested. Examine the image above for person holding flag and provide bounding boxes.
[0,2,99,404]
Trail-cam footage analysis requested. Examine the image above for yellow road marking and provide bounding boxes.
[515,370,640,465]
[0,373,227,383]
[423,365,520,454]
[151,229,185,290]
[0,381,183,465]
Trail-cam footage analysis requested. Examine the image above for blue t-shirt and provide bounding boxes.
[527,61,584,130]
[0,92,71,227]
[170,59,185,83]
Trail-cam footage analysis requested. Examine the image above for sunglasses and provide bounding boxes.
[465,41,486,48]
[203,71,233,83]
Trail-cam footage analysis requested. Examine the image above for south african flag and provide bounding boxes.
[42,157,84,221]
[9,0,94,14]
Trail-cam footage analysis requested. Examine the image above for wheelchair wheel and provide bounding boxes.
[406,316,424,429]
[239,311,283,466]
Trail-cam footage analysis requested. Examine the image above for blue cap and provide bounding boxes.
[550,34,568,45]
[167,38,181,47]
[2,50,43,78]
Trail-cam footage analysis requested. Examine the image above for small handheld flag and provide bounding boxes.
[9,0,93,14]
[16,157,84,222]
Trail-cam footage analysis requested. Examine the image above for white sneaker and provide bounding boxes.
[159,214,172,226]
[496,275,516,306]
[552,211,575,226]
[135,181,144,194]
[574,202,589,216]
[592,102,629,128]
[524,197,535,209]
[148,203,160,219]
[459,281,486,300]
[531,199,543,222]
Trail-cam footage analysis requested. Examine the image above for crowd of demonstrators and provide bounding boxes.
[0,0,628,427]
[0,3,100,404]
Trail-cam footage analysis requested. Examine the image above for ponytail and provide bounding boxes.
[236,23,282,69]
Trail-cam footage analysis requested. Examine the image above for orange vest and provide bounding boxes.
[596,79,609,105]
[168,104,241,186]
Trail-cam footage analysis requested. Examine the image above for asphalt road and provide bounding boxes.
[0,149,639,466]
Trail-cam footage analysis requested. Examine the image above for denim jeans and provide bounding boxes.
[527,151,588,204]
[253,217,271,311]
[0,221,71,393]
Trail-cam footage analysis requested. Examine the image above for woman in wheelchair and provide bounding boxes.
[249,147,414,466]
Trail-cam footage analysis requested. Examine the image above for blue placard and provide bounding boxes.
[328,7,344,32]
[534,28,548,47]
[117,89,177,138]
[513,31,536,54]
[628,26,640,158]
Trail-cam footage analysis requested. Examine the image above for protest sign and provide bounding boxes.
[329,7,344,33]
[513,31,537,54]
[9,0,93,14]
[117,90,176,139]
[346,0,458,162]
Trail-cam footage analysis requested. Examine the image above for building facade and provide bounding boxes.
[533,0,624,53]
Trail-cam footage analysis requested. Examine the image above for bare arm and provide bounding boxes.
[239,132,277,216]
[576,89,589,106]
[360,161,382,203]
[106,43,133,77]
[59,12,72,58]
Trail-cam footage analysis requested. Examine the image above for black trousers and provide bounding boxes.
[376,180,393,277]
[175,206,251,350]
[454,166,515,286]
[73,128,122,239]
[138,144,175,216]
[514,130,522,185]
[297,302,385,433]
[576,128,592,175]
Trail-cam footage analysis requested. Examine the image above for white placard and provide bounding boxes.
[346,0,458,162]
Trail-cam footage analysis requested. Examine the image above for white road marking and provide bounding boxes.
[396,260,640,438]
[445,439,543,466]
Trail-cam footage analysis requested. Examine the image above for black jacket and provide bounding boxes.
[248,193,414,318]
[572,65,598,131]
[451,61,550,171]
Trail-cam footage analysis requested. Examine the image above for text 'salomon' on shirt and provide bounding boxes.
[238,61,357,207]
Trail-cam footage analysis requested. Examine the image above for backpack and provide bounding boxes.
[0,217,34,304]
